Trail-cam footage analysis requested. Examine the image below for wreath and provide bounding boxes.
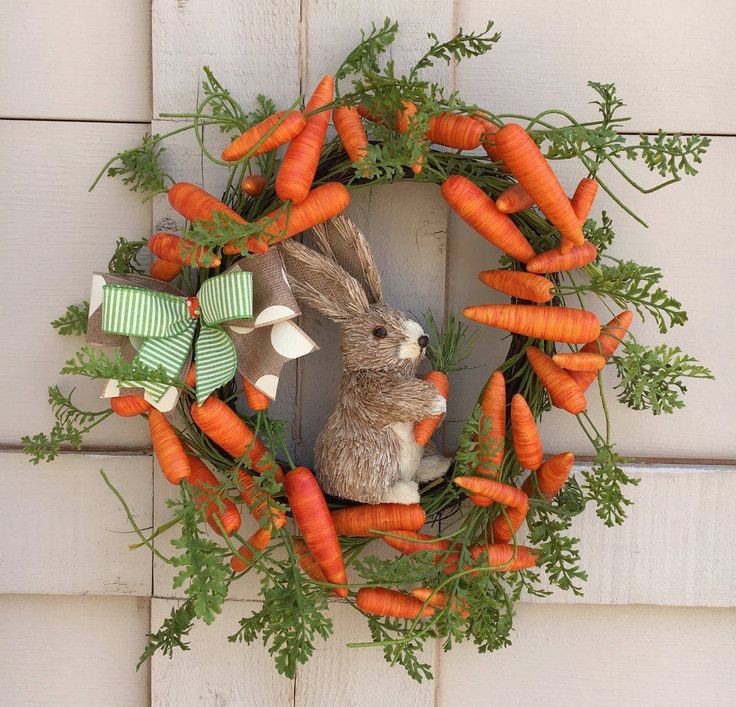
[24,18,714,681]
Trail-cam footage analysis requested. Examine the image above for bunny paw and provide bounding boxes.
[415,455,453,483]
[385,480,420,505]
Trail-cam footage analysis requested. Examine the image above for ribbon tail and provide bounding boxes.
[195,327,238,404]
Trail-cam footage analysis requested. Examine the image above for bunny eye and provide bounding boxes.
[373,326,387,339]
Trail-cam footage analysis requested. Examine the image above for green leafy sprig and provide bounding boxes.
[51,302,89,336]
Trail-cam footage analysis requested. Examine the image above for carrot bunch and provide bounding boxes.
[331,503,425,537]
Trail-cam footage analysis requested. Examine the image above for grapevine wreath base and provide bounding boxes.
[26,19,713,680]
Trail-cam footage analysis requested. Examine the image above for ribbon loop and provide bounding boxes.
[101,285,192,339]
[198,271,253,326]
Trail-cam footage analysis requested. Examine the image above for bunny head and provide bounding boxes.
[279,216,429,376]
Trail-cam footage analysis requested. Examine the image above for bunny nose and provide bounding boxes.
[418,335,429,349]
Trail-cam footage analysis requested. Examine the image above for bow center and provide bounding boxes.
[187,296,201,319]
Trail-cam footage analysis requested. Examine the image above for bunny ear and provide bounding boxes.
[279,239,370,323]
[311,215,382,304]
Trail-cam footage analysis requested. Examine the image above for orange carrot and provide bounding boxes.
[150,259,183,282]
[241,174,267,196]
[454,477,528,509]
[494,124,584,250]
[356,103,382,124]
[472,115,503,163]
[148,408,191,484]
[167,182,246,228]
[552,352,606,372]
[525,242,598,274]
[522,451,575,499]
[496,184,534,214]
[147,232,220,268]
[382,530,451,555]
[356,587,435,618]
[510,394,543,470]
[190,397,283,481]
[284,466,347,597]
[333,105,369,167]
[238,471,286,529]
[464,304,600,344]
[441,175,536,263]
[526,346,587,415]
[411,588,470,618]
[358,100,417,134]
[490,498,530,543]
[571,177,598,225]
[414,371,449,445]
[231,527,272,572]
[567,310,633,392]
[426,113,483,150]
[242,377,269,412]
[293,540,329,584]
[186,455,241,536]
[476,371,506,477]
[470,543,538,571]
[223,182,350,254]
[184,363,196,388]
[222,111,306,162]
[276,75,334,203]
[110,395,150,417]
[478,270,554,304]
[331,503,425,537]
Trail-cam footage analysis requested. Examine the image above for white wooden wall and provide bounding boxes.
[1,1,735,705]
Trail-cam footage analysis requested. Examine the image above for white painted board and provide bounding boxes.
[0,0,152,122]
[0,452,153,596]
[0,594,151,706]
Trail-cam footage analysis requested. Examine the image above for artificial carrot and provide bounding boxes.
[190,397,283,481]
[566,310,633,391]
[147,232,220,268]
[148,408,191,484]
[331,503,425,537]
[238,471,286,529]
[414,370,449,445]
[570,177,598,225]
[464,304,600,344]
[441,175,536,263]
[168,182,246,227]
[110,395,150,417]
[284,467,348,597]
[510,394,543,470]
[223,182,350,254]
[186,455,241,536]
[426,113,483,150]
[293,540,329,584]
[222,111,306,162]
[475,370,506,477]
[150,259,183,282]
[525,242,598,274]
[276,75,334,203]
[472,114,503,163]
[470,544,538,571]
[231,527,272,572]
[478,270,554,304]
[411,588,470,618]
[358,100,417,134]
[453,477,528,509]
[333,105,369,167]
[552,352,606,372]
[522,451,575,499]
[490,498,530,543]
[526,346,587,415]
[494,124,584,250]
[382,531,459,574]
[184,363,196,388]
[356,587,435,618]
[241,174,267,196]
[496,184,534,214]
[242,377,269,412]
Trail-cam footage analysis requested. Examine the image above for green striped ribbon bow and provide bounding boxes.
[101,271,253,404]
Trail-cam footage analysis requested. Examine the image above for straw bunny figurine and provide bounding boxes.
[279,215,452,504]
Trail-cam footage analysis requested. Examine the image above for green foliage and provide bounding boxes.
[169,487,230,624]
[229,560,333,678]
[613,342,714,414]
[138,600,195,669]
[21,386,113,463]
[622,131,711,178]
[201,66,248,133]
[365,616,434,683]
[51,302,89,336]
[587,81,626,127]
[108,237,147,274]
[463,572,523,653]
[106,133,170,197]
[582,445,639,526]
[423,310,477,374]
[335,17,399,86]
[583,211,615,255]
[354,553,439,586]
[60,346,181,387]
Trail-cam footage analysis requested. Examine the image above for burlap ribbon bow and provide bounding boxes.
[86,249,317,411]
